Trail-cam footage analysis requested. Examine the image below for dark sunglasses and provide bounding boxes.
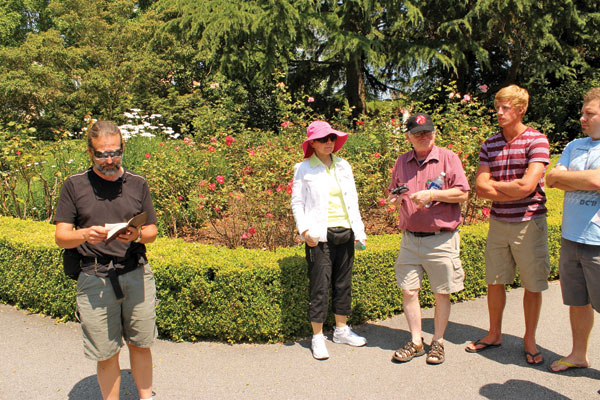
[91,147,123,160]
[315,134,338,143]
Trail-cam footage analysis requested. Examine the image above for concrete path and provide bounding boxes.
[1,281,599,400]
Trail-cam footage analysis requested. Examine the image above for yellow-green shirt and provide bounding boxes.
[309,154,351,228]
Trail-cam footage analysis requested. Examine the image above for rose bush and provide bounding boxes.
[0,83,503,248]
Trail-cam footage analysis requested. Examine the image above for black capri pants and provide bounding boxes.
[305,233,355,323]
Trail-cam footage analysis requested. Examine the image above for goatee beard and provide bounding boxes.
[94,161,122,176]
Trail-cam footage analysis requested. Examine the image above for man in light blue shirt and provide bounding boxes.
[546,87,600,373]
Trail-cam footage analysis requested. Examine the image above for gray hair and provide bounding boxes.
[87,120,122,148]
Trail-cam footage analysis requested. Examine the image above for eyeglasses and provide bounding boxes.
[315,134,338,143]
[91,147,123,160]
[409,131,434,138]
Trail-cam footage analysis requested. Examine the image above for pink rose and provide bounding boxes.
[208,183,216,191]
[374,152,381,158]
[378,198,386,206]
[482,207,490,217]
[241,233,249,239]
[266,213,274,218]
[225,136,235,146]
[208,146,215,152]
[248,227,256,235]
[216,175,225,184]
[281,121,291,128]
[307,97,315,103]
[463,94,471,102]
[478,84,489,93]
[210,137,217,143]
[177,195,183,201]
[145,153,151,159]
[266,189,273,195]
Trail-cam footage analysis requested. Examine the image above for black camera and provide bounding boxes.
[390,184,409,195]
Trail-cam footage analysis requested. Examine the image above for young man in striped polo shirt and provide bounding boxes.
[465,85,550,365]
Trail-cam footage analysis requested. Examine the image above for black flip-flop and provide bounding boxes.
[465,339,502,353]
[525,351,544,365]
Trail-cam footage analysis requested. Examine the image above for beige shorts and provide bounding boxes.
[394,230,465,294]
[485,217,550,292]
[76,263,158,361]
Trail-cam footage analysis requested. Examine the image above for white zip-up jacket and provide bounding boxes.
[291,155,366,242]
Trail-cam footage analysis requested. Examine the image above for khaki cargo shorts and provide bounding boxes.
[76,263,158,361]
[485,217,550,292]
[394,230,465,294]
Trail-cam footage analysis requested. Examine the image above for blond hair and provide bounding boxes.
[583,87,600,105]
[494,84,529,114]
[87,120,122,148]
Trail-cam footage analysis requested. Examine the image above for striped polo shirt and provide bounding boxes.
[479,127,549,222]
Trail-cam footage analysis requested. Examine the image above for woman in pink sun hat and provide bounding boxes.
[291,120,367,360]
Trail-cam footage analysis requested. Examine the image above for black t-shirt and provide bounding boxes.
[55,168,157,258]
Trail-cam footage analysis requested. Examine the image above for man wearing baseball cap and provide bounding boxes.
[387,112,470,365]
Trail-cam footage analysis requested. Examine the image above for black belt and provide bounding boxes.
[407,229,455,237]
[81,255,141,299]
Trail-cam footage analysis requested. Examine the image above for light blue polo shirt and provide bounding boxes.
[558,137,600,245]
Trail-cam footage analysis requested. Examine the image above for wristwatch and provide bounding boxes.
[134,228,143,243]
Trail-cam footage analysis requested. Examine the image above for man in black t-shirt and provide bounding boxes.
[55,120,158,400]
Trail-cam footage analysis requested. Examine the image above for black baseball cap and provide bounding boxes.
[406,113,435,134]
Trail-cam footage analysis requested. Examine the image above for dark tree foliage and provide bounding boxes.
[0,0,598,140]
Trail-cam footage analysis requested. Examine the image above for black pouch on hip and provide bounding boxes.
[327,227,352,245]
[62,248,82,280]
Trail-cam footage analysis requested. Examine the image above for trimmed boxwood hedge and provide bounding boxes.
[0,191,563,343]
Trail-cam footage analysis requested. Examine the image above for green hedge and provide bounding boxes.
[0,193,563,343]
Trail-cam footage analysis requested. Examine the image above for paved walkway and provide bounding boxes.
[1,281,599,400]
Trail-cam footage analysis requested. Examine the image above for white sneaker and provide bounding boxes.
[311,334,329,360]
[333,326,367,347]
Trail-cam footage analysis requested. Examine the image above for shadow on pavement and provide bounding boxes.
[479,379,570,400]
[345,318,600,379]
[336,318,600,379]
[68,369,139,400]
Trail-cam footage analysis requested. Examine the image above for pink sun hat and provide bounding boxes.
[302,121,349,158]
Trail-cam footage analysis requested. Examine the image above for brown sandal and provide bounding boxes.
[426,340,445,364]
[392,339,425,363]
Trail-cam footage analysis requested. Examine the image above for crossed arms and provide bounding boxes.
[546,165,600,192]
[475,162,546,201]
